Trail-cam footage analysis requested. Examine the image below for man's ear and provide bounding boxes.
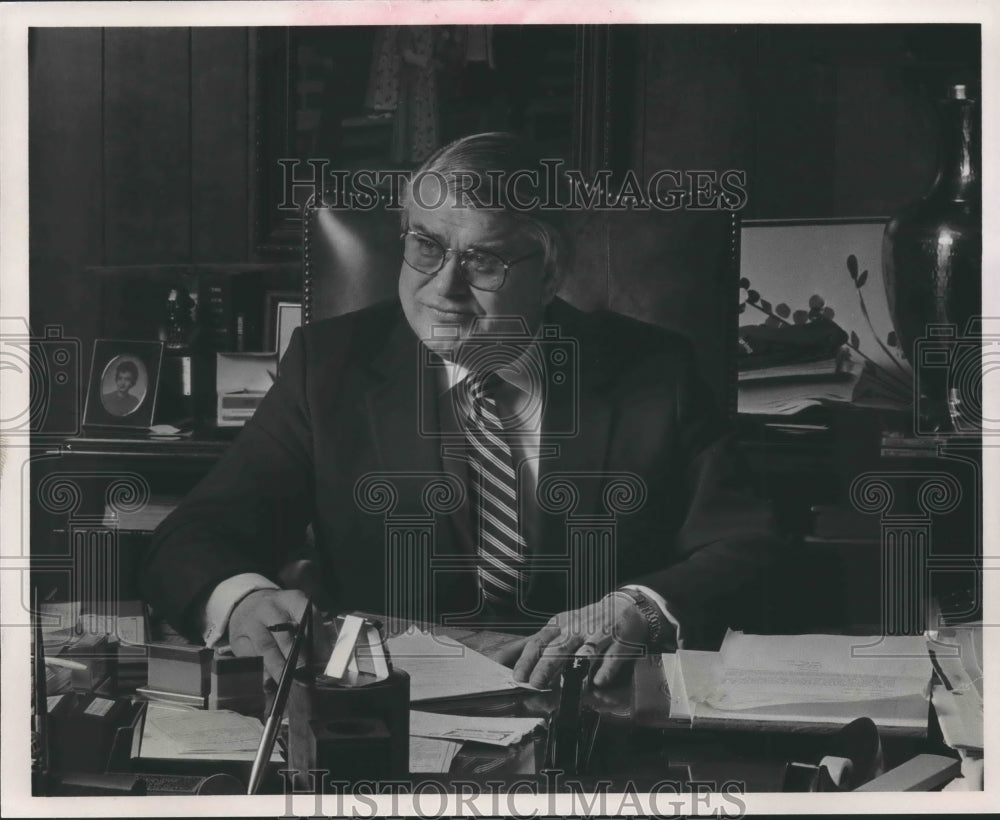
[542,262,563,303]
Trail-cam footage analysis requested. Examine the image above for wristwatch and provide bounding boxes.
[614,587,670,649]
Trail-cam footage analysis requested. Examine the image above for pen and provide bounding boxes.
[33,588,50,784]
[267,622,296,633]
[247,599,312,795]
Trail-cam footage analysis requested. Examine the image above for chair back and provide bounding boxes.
[302,193,402,324]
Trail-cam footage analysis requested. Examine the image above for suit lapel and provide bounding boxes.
[529,301,618,603]
[362,322,470,559]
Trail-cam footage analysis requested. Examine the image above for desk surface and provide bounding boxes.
[49,619,952,795]
[368,627,943,792]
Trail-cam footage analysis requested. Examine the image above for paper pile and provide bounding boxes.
[663,630,933,734]
[930,626,983,753]
[386,629,523,702]
[410,711,543,747]
[410,737,463,773]
[138,703,282,762]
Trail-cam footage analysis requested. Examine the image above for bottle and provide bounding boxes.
[158,287,198,426]
[882,83,981,433]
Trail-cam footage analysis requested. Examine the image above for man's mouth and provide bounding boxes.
[424,303,474,317]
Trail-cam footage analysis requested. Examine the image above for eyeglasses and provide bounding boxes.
[400,230,543,293]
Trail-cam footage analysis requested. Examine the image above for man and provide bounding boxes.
[142,132,776,688]
[102,359,141,417]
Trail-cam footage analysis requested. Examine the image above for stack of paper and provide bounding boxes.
[411,711,543,747]
[663,630,933,735]
[410,737,463,773]
[930,626,983,753]
[137,704,283,762]
[386,630,523,702]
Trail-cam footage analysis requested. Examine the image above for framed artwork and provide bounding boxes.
[251,25,634,256]
[82,339,164,429]
[276,301,303,365]
[735,217,913,415]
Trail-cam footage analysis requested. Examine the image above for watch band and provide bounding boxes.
[614,588,669,648]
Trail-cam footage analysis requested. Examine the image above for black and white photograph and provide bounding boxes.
[82,339,163,428]
[0,1,995,816]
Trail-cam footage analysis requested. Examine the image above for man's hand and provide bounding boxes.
[228,588,310,683]
[511,593,650,689]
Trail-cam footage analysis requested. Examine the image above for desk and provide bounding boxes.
[38,618,960,796]
[402,631,949,793]
[32,405,978,793]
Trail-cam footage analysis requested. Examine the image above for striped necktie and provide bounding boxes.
[462,370,526,609]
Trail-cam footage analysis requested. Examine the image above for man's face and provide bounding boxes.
[116,371,135,394]
[399,196,555,359]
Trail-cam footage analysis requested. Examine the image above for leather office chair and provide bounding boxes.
[297,188,796,639]
[302,191,402,325]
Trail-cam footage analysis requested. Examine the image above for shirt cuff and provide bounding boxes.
[202,573,280,647]
[623,584,684,649]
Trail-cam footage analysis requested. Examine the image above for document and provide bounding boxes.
[138,704,283,761]
[662,631,934,734]
[708,631,932,710]
[410,711,544,747]
[386,629,523,702]
[930,625,983,752]
[409,737,462,773]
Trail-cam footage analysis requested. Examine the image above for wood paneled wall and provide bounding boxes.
[29,28,249,352]
[30,25,960,413]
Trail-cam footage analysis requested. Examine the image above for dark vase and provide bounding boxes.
[883,83,981,432]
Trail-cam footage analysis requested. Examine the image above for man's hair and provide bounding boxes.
[400,132,576,285]
[115,360,139,383]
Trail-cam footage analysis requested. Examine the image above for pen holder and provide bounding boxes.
[286,668,409,790]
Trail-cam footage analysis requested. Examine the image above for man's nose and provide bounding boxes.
[434,253,467,297]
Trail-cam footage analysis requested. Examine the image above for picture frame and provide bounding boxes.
[737,217,906,371]
[82,339,164,429]
[734,217,913,416]
[263,288,301,352]
[276,301,303,365]
[251,25,632,257]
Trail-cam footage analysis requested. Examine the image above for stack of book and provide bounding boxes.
[737,353,863,416]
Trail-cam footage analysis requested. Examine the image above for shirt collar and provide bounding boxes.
[435,338,542,398]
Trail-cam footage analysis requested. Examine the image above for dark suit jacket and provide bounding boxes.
[142,298,777,644]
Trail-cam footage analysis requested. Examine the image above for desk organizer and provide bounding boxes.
[137,644,263,712]
[209,652,265,715]
[286,668,409,788]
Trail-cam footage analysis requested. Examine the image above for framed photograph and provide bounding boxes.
[263,288,301,352]
[735,217,914,415]
[276,301,303,365]
[82,339,164,429]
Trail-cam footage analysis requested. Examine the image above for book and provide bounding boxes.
[198,270,265,353]
[737,356,843,381]
[662,630,933,736]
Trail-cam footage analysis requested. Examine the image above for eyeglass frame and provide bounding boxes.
[400,229,545,293]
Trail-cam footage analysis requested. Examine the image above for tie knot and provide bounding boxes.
[466,370,504,403]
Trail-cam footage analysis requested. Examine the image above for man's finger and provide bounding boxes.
[528,633,582,689]
[592,639,635,688]
[490,636,530,667]
[512,625,559,682]
[239,622,288,684]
